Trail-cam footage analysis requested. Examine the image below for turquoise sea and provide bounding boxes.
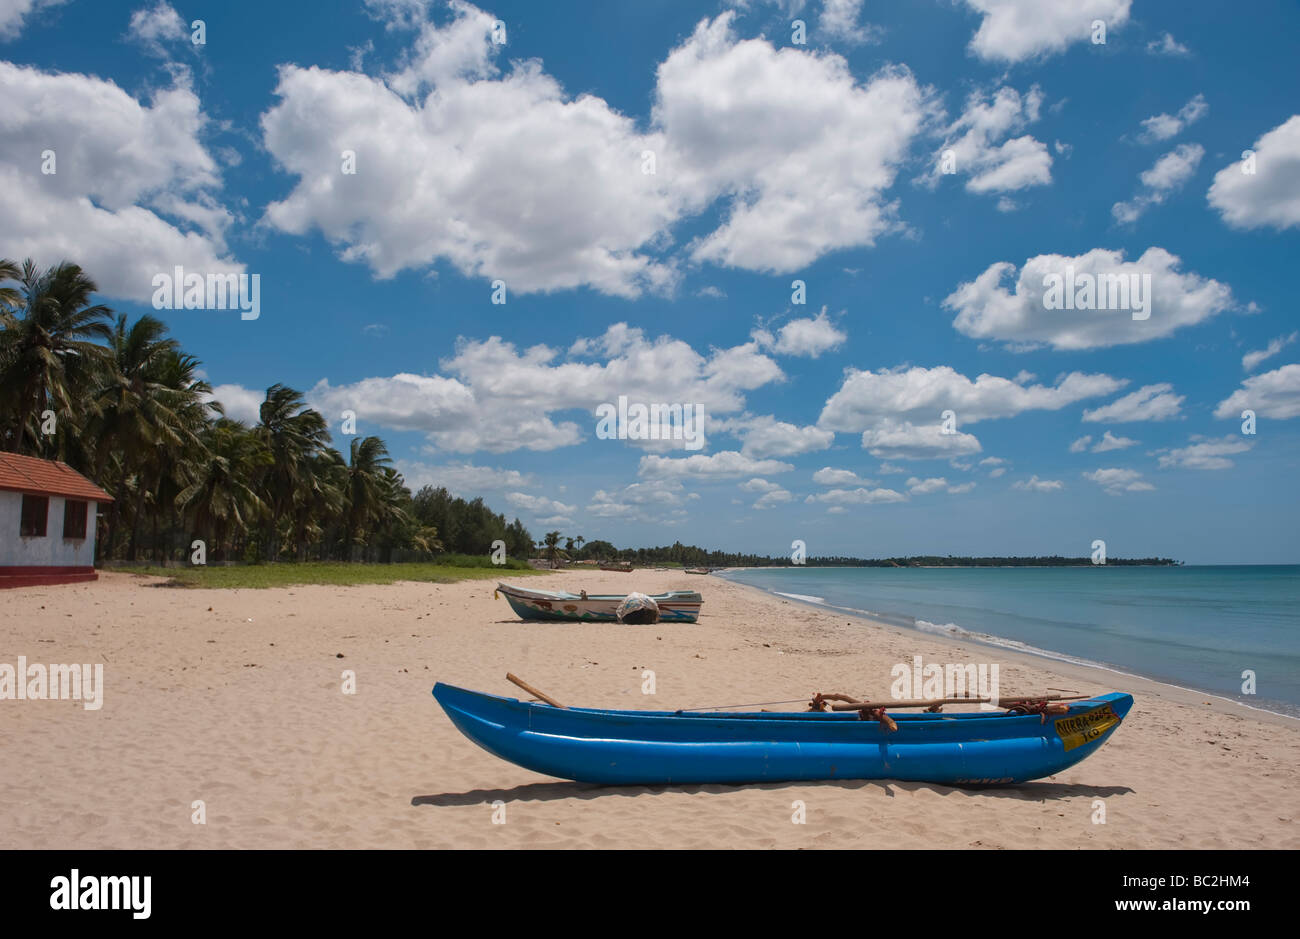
[718,565,1300,718]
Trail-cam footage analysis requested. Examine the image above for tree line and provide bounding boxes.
[0,259,533,564]
[544,540,1178,568]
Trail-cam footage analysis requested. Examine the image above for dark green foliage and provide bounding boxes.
[0,258,533,565]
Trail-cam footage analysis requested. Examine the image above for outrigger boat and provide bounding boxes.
[433,676,1132,786]
[495,582,704,623]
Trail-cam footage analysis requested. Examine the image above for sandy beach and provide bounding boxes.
[2,569,1297,850]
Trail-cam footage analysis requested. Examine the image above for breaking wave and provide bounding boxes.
[773,592,826,604]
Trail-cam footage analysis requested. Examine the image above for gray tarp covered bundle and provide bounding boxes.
[616,592,660,624]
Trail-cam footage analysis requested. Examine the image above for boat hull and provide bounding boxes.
[497,583,703,623]
[432,683,1132,786]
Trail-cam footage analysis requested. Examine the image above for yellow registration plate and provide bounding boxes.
[1054,704,1120,752]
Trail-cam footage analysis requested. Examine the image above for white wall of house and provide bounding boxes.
[0,491,100,567]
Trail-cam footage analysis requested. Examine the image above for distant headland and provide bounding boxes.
[560,541,1180,569]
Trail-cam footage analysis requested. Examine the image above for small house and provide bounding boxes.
[0,453,114,588]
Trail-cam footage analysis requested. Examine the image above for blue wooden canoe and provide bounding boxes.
[432,683,1133,786]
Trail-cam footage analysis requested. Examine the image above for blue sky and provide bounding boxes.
[3,0,1298,563]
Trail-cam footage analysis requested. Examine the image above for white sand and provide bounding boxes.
[1,569,1296,849]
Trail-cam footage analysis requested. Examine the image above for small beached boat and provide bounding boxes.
[598,562,633,572]
[433,682,1132,785]
[496,582,703,623]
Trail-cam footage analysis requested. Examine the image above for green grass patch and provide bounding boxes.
[132,558,540,589]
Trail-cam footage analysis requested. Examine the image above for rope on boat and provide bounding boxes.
[857,706,898,731]
[806,690,1087,730]
[1003,699,1070,723]
[678,690,1044,716]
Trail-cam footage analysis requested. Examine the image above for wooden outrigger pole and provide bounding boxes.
[507,672,566,709]
[815,694,990,711]
[502,673,1090,726]
[812,691,1090,711]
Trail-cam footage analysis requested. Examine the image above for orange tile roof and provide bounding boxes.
[0,452,113,502]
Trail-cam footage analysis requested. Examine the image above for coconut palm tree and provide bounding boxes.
[342,435,394,559]
[255,384,332,559]
[408,522,443,556]
[543,530,563,568]
[289,448,346,561]
[149,348,221,559]
[0,259,112,454]
[90,314,217,559]
[176,419,270,561]
[0,258,22,318]
[369,465,419,561]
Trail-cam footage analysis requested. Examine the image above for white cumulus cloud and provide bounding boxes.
[1091,429,1139,451]
[1138,94,1207,143]
[805,486,908,506]
[1242,332,1298,372]
[906,476,975,495]
[820,365,1124,429]
[960,0,1131,64]
[1207,115,1300,231]
[819,0,880,44]
[260,6,935,295]
[812,467,872,486]
[394,461,537,497]
[505,492,577,516]
[638,451,794,479]
[1112,143,1204,224]
[1154,436,1253,471]
[945,247,1235,350]
[127,2,188,56]
[206,383,265,424]
[733,414,835,458]
[1083,383,1184,422]
[1012,475,1064,492]
[659,15,934,272]
[751,308,846,357]
[587,479,692,523]
[1146,32,1190,56]
[0,0,67,40]
[0,61,243,303]
[300,323,783,454]
[859,419,982,461]
[1083,467,1154,494]
[1214,364,1300,420]
[928,85,1051,194]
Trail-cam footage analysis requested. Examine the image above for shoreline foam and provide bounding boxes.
[719,571,1300,725]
